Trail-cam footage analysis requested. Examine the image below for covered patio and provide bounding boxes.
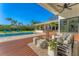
[0,3,79,56]
[39,3,79,33]
[34,20,58,32]
[39,3,79,56]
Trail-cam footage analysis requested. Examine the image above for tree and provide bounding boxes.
[6,18,12,21]
[6,18,13,25]
[49,22,58,30]
[6,18,19,31]
[18,22,23,26]
[12,20,17,25]
[6,18,17,25]
[31,20,41,30]
[31,20,41,25]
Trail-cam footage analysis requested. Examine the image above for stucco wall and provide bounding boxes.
[60,4,79,18]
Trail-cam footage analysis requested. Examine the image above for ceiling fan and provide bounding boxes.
[57,3,79,13]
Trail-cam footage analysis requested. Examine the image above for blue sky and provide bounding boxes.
[0,3,57,25]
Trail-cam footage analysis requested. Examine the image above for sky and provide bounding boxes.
[0,3,57,25]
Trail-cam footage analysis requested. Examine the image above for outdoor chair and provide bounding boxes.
[36,39,48,49]
[33,37,38,45]
[63,33,73,45]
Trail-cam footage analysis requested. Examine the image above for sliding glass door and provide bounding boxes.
[60,16,79,33]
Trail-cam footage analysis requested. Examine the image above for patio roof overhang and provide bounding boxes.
[34,20,58,26]
[38,3,79,19]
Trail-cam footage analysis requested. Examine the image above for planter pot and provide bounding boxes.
[48,46,55,56]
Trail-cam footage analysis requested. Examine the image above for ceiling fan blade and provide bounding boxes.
[67,3,71,5]
[69,3,79,7]
[67,7,72,10]
[59,8,64,13]
[57,5,63,8]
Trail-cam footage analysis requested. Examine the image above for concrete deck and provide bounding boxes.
[0,33,47,56]
[0,38,38,56]
[28,42,48,56]
[0,33,46,42]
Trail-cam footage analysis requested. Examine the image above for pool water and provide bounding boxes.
[0,32,33,37]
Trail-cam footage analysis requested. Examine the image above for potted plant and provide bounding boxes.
[48,39,57,56]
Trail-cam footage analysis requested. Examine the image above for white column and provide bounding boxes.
[50,25,52,31]
[35,26,37,30]
[44,25,46,31]
[58,16,65,33]
[58,16,61,33]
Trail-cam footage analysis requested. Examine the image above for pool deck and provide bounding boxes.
[0,33,46,42]
[0,32,79,56]
[28,42,48,56]
[0,33,46,56]
[0,37,38,56]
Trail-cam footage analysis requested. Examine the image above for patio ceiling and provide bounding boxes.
[39,3,79,19]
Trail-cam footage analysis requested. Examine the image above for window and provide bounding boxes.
[60,16,79,33]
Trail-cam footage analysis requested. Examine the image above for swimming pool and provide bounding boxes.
[0,32,33,37]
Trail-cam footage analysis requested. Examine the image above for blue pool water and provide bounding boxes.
[0,32,33,37]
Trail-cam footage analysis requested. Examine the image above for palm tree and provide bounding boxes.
[6,18,13,24]
[31,20,41,25]
[6,18,19,31]
[18,22,23,26]
[6,18,18,26]
[6,18,12,21]
[12,20,17,26]
[49,22,58,31]
[31,20,41,30]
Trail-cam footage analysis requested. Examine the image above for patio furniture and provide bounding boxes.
[40,40,48,49]
[54,33,63,43]
[56,33,74,56]
[52,35,55,39]
[33,37,38,45]
[36,39,48,49]
[63,33,73,44]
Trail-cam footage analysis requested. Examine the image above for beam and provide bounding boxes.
[38,3,60,15]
